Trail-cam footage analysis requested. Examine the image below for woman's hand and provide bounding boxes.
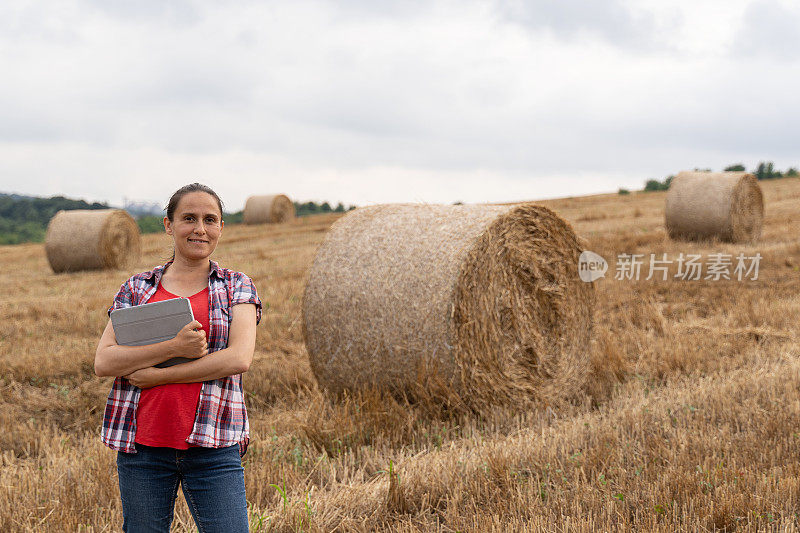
[124,367,165,389]
[95,318,190,378]
[171,320,208,359]
[146,304,257,384]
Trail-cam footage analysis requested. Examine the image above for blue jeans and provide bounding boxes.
[116,444,248,533]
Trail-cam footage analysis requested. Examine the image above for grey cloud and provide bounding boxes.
[0,107,64,144]
[87,0,429,27]
[262,61,800,177]
[0,3,82,44]
[120,64,255,107]
[495,0,662,49]
[83,0,203,26]
[2,0,798,194]
[331,0,432,20]
[731,0,800,61]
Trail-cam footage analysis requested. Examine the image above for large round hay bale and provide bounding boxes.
[302,203,595,411]
[45,209,141,273]
[665,171,764,243]
[243,194,295,224]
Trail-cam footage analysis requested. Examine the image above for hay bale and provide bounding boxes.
[665,171,764,243]
[243,194,295,224]
[302,203,595,411]
[45,209,141,273]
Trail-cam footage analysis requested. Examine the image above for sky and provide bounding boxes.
[0,0,798,210]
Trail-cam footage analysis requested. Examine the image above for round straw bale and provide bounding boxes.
[665,171,764,243]
[243,194,295,224]
[45,209,141,273]
[302,203,595,411]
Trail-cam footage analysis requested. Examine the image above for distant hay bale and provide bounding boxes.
[302,203,595,411]
[243,194,295,224]
[665,171,764,243]
[45,209,141,273]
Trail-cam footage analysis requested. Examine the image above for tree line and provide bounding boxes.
[0,193,355,245]
[639,161,799,192]
[0,194,109,245]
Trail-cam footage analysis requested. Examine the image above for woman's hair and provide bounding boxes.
[165,183,224,221]
[165,183,224,262]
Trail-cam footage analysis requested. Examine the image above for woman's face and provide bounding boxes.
[164,191,224,262]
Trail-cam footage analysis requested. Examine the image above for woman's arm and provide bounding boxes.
[124,304,257,388]
[94,319,208,377]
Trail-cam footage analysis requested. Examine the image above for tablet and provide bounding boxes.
[110,297,196,368]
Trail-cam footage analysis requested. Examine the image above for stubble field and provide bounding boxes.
[2,179,800,531]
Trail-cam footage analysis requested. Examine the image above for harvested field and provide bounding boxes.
[2,179,800,531]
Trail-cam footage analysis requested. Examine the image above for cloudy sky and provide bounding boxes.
[0,0,797,210]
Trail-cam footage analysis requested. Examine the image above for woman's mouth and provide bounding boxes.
[188,238,208,243]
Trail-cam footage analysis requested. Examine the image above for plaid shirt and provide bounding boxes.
[102,259,262,456]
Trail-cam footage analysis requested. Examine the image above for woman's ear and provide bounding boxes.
[164,216,172,235]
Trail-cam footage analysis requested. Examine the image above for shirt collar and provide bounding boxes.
[208,259,224,278]
[144,259,223,284]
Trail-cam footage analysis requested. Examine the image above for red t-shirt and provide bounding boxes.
[135,284,209,449]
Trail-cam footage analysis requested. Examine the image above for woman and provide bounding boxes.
[95,183,261,532]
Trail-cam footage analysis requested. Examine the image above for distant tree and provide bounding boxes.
[0,218,45,244]
[618,188,630,195]
[754,161,781,180]
[223,211,243,224]
[787,167,799,177]
[292,200,350,217]
[293,202,315,216]
[724,164,746,172]
[136,215,164,234]
[0,193,110,244]
[0,194,108,226]
[643,175,673,192]
[644,179,663,192]
[755,162,765,180]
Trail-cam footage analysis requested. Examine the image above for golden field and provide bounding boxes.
[2,179,800,532]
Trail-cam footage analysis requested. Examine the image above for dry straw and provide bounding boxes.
[243,194,295,224]
[665,171,764,243]
[302,203,595,411]
[45,209,141,273]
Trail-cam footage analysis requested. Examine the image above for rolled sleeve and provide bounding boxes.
[231,273,263,325]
